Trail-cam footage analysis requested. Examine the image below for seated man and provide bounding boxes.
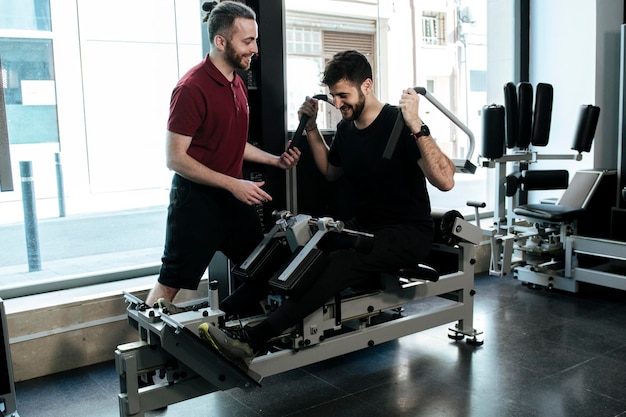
[200,50,455,369]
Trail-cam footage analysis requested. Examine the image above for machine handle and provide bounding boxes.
[288,114,310,151]
[383,87,476,174]
[288,94,334,151]
[466,201,486,208]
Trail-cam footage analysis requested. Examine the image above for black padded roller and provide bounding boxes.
[431,208,464,246]
[481,104,505,159]
[531,83,553,146]
[517,82,533,148]
[503,82,518,148]
[571,105,601,153]
[505,172,522,197]
[520,170,569,191]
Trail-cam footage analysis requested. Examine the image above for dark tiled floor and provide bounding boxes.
[14,273,626,417]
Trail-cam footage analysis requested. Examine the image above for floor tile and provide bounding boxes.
[13,273,626,417]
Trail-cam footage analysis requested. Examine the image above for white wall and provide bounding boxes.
[486,0,515,104]
[529,0,623,180]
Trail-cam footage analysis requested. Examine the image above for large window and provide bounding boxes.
[285,0,509,215]
[0,0,51,31]
[0,0,515,297]
[422,12,446,46]
[285,13,376,131]
[0,38,57,145]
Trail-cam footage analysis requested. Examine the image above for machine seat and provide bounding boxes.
[395,264,440,282]
[513,204,586,223]
[339,264,440,299]
[513,170,613,224]
[379,264,439,291]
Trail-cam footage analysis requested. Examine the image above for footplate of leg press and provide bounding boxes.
[159,325,262,388]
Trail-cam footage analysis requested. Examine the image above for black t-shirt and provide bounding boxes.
[328,104,432,229]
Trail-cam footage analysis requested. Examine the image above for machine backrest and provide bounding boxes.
[557,170,604,208]
[564,169,617,239]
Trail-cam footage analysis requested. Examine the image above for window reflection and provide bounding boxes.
[0,38,58,144]
[0,0,51,31]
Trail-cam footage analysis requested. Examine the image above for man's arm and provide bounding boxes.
[243,142,300,170]
[166,130,273,205]
[299,97,343,182]
[415,135,456,191]
[398,89,455,191]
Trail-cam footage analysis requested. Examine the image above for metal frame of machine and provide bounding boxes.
[488,168,626,292]
[116,212,483,417]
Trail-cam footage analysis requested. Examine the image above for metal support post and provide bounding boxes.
[19,161,41,272]
[55,153,65,217]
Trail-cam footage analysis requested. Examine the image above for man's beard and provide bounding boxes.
[341,90,365,121]
[224,41,252,71]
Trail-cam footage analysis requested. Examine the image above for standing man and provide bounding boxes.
[145,1,300,308]
[201,50,455,369]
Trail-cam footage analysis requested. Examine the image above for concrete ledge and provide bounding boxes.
[5,276,208,382]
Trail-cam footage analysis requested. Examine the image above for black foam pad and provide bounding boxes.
[571,105,601,153]
[503,82,518,148]
[531,83,553,146]
[521,169,569,191]
[513,204,586,223]
[481,104,505,159]
[517,82,533,148]
[431,208,464,245]
[505,172,522,197]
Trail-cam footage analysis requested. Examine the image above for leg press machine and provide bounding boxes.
[116,211,483,417]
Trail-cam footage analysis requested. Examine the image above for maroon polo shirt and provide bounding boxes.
[167,55,249,179]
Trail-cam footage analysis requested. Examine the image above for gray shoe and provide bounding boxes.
[198,323,255,369]
[156,298,182,314]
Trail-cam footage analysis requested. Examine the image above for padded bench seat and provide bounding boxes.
[395,264,440,282]
[513,204,586,223]
[338,264,440,299]
[380,263,440,290]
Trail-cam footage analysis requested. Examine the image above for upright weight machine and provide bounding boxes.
[481,80,625,293]
[480,81,600,278]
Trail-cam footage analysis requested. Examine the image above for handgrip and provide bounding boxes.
[466,201,486,208]
[383,87,476,173]
[288,94,333,151]
[382,113,406,159]
[288,114,310,150]
[383,87,426,160]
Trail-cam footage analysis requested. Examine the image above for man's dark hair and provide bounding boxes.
[202,1,256,43]
[322,50,373,88]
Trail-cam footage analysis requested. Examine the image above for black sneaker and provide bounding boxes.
[198,323,255,370]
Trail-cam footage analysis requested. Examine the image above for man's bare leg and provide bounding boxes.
[145,282,180,307]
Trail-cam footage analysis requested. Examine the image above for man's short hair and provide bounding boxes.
[203,1,256,44]
[322,50,373,88]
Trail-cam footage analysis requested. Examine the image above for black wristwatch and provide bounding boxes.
[411,124,430,139]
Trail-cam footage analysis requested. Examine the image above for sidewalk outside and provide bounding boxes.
[0,205,167,295]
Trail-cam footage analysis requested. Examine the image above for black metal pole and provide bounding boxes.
[55,152,66,217]
[19,161,41,272]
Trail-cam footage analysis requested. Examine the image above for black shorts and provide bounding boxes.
[158,174,264,290]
